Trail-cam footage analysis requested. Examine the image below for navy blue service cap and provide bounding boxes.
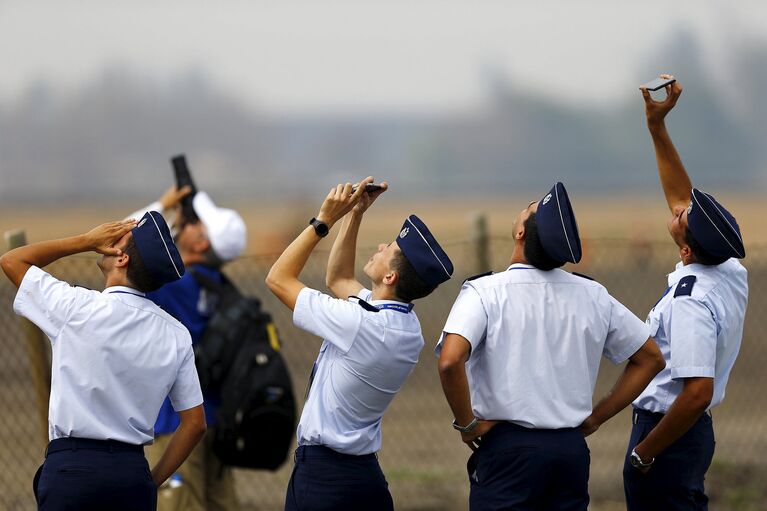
[687,188,745,259]
[535,182,582,264]
[395,215,454,287]
[131,211,186,286]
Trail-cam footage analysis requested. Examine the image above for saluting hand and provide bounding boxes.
[640,74,682,126]
[83,220,137,256]
[461,420,498,452]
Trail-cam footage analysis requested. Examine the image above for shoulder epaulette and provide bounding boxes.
[463,271,493,284]
[673,275,696,298]
[571,272,596,282]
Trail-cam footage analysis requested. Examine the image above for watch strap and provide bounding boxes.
[630,448,655,468]
[452,417,479,433]
[309,217,329,238]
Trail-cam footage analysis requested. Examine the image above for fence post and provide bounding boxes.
[470,213,490,275]
[4,229,50,447]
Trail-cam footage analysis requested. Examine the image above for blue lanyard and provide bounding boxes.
[508,266,534,271]
[350,296,414,314]
[376,303,415,314]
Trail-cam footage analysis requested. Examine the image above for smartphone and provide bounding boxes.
[351,183,383,194]
[641,77,676,91]
[171,154,199,222]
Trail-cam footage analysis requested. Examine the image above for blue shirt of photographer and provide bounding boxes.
[148,264,223,435]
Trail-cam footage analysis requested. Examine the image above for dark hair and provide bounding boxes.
[124,237,161,292]
[523,213,564,271]
[684,228,728,266]
[391,252,438,303]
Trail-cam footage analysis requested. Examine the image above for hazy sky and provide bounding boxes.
[2,0,766,114]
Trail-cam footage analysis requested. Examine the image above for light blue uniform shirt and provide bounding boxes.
[437,264,650,429]
[633,258,748,413]
[13,266,203,445]
[293,287,423,455]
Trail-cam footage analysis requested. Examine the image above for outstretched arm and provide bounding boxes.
[640,74,692,214]
[0,220,137,288]
[326,177,388,298]
[580,338,665,436]
[266,182,367,310]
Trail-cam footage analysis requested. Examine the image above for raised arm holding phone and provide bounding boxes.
[266,177,454,511]
[622,75,749,511]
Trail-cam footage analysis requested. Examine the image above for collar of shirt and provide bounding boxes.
[368,299,415,313]
[506,263,536,271]
[103,286,147,298]
[667,258,737,286]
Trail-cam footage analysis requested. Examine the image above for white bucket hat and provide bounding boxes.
[192,191,247,261]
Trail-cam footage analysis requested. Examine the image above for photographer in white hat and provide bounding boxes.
[128,184,246,511]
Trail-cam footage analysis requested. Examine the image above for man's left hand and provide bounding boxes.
[461,420,498,451]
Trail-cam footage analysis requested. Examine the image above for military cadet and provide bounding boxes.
[437,182,665,510]
[0,213,206,511]
[130,185,247,511]
[623,75,749,510]
[265,176,453,511]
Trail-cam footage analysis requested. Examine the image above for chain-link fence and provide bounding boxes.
[1,238,765,511]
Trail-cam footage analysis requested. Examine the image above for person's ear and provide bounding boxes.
[114,252,130,269]
[515,223,526,242]
[383,269,398,287]
[679,244,693,263]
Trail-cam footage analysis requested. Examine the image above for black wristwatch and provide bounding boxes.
[309,217,329,238]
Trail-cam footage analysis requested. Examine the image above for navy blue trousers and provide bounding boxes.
[467,422,590,511]
[623,408,715,511]
[34,437,156,511]
[284,445,393,511]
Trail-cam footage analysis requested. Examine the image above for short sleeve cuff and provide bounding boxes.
[435,330,480,358]
[671,366,715,380]
[170,396,204,413]
[12,265,45,315]
[606,324,651,364]
[293,287,318,331]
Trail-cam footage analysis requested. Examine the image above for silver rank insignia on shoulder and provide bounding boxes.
[674,275,696,298]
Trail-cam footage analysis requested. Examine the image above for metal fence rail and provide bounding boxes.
[1,238,765,510]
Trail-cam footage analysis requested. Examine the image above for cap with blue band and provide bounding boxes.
[395,215,454,287]
[535,182,582,264]
[131,211,186,286]
[687,188,745,259]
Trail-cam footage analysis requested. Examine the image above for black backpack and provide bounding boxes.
[191,270,296,470]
